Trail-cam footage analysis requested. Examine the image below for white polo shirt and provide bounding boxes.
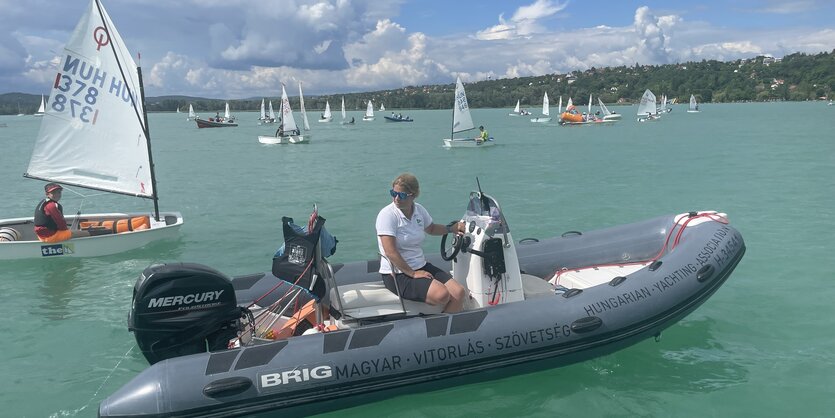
[376,202,433,274]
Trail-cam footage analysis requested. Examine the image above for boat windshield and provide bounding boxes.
[465,192,510,236]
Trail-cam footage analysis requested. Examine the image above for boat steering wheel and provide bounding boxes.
[441,230,465,261]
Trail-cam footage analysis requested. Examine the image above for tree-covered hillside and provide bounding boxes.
[2,50,832,115]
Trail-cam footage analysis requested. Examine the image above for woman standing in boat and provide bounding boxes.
[376,173,467,313]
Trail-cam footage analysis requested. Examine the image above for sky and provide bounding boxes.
[1,0,833,98]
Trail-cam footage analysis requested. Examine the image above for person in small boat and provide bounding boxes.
[376,173,467,313]
[476,125,488,143]
[350,117,355,123]
[276,124,284,137]
[34,183,91,242]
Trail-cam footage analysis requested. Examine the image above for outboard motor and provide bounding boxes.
[128,263,245,365]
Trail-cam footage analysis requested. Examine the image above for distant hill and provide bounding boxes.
[2,51,832,115]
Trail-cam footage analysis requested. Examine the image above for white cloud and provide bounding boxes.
[476,0,568,40]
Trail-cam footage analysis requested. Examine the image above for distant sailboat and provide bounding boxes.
[379,103,385,112]
[259,99,266,121]
[637,89,659,122]
[319,100,333,122]
[597,97,622,121]
[298,82,311,132]
[258,84,307,144]
[187,104,197,121]
[340,96,354,125]
[530,92,551,123]
[443,77,494,148]
[176,106,180,113]
[362,100,375,121]
[687,94,700,113]
[509,99,531,116]
[33,95,46,117]
[267,100,276,123]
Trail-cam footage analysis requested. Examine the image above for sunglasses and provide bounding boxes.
[389,189,413,200]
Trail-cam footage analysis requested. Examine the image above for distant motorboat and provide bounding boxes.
[196,102,237,128]
[384,113,413,122]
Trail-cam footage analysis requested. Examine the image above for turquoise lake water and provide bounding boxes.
[1,102,834,417]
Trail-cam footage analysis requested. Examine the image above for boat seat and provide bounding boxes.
[332,281,444,319]
[550,263,648,290]
[521,274,556,299]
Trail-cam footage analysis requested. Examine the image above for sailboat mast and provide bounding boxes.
[94,0,160,221]
[136,64,161,222]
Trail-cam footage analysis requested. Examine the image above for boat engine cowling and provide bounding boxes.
[129,263,244,365]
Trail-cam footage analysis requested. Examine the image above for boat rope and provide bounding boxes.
[71,344,134,416]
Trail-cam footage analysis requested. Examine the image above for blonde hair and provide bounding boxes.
[392,173,419,197]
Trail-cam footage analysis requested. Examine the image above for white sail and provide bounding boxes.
[268,101,275,119]
[260,99,266,120]
[542,92,550,116]
[452,76,474,134]
[637,89,656,116]
[588,94,593,116]
[188,104,196,119]
[341,97,346,120]
[380,103,385,111]
[688,94,699,112]
[224,102,231,119]
[598,98,612,116]
[176,106,180,113]
[280,85,298,133]
[365,100,374,117]
[558,96,563,114]
[514,100,521,113]
[26,0,153,198]
[33,95,46,116]
[323,101,332,120]
[298,82,310,130]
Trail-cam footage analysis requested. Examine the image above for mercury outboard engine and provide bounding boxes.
[128,263,245,365]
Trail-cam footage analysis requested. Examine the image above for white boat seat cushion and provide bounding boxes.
[521,274,556,299]
[334,282,444,319]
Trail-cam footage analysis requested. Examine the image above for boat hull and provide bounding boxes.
[258,135,309,144]
[0,212,183,260]
[442,137,495,148]
[383,116,413,122]
[100,212,744,417]
[195,117,238,128]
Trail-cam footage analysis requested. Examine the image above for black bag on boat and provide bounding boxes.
[272,216,327,301]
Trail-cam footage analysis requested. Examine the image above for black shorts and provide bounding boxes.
[382,262,452,303]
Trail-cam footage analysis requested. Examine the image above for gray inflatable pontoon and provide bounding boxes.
[100,192,745,417]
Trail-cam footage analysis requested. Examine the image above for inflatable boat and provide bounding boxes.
[100,191,745,417]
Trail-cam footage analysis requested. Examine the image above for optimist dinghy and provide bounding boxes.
[101,191,745,417]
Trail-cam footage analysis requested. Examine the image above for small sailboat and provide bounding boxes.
[186,104,197,121]
[598,97,622,121]
[637,89,659,122]
[267,100,276,123]
[176,106,180,113]
[530,92,551,123]
[258,84,308,144]
[318,100,333,122]
[362,100,375,121]
[443,76,494,148]
[298,82,311,134]
[33,95,46,117]
[687,94,701,113]
[340,97,354,125]
[259,98,266,121]
[0,0,183,260]
[509,99,531,116]
[379,103,385,112]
